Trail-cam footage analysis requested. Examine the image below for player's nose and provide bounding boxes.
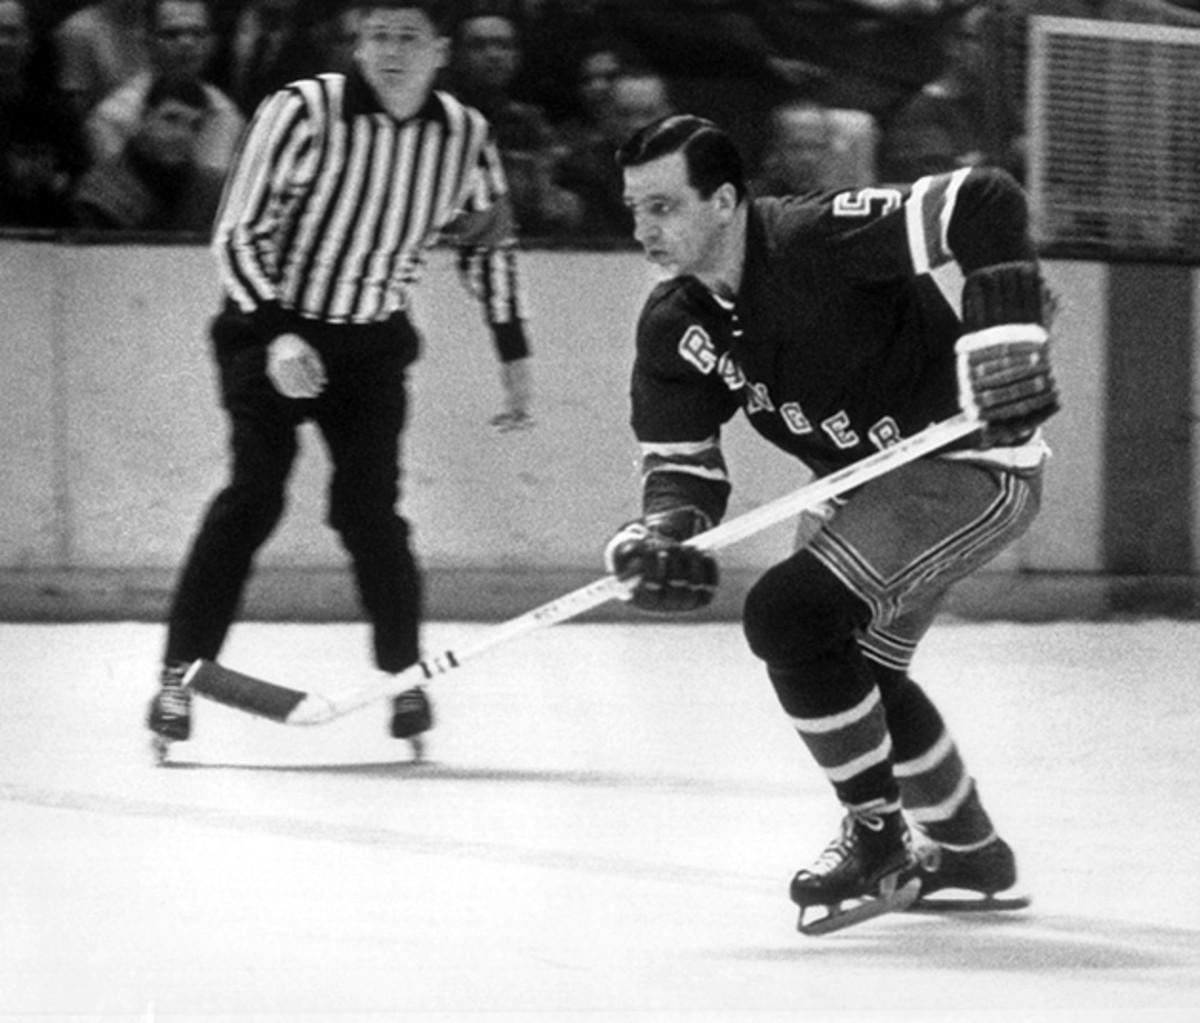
[632,215,658,247]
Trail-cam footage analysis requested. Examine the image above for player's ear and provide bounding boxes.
[713,182,739,219]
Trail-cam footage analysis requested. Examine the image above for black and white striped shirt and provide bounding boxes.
[213,69,526,353]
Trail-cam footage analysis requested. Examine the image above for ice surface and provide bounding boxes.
[1,619,1198,1021]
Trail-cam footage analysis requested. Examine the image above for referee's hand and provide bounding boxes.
[267,333,326,398]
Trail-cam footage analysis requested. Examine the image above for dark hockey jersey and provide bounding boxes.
[629,166,1043,523]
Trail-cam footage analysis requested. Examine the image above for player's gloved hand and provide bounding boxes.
[267,333,326,398]
[956,261,1060,447]
[604,509,718,613]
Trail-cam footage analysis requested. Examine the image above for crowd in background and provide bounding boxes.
[3,0,1200,239]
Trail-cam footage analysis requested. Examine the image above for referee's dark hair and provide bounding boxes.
[615,114,747,202]
[348,0,450,32]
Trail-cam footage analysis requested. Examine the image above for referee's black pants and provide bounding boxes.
[165,305,422,674]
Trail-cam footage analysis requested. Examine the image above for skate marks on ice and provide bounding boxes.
[11,764,1195,981]
[8,771,1198,973]
[720,911,1200,1023]
[728,911,1200,973]
[3,621,1200,1019]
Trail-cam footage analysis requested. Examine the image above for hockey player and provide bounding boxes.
[148,0,533,756]
[605,115,1059,934]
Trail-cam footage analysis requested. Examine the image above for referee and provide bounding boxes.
[149,0,532,751]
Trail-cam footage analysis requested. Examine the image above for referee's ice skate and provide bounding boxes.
[146,663,192,763]
[389,685,434,760]
[790,804,921,935]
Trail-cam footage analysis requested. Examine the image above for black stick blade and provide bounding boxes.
[184,659,308,722]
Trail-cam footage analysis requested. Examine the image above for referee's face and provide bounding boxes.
[355,7,449,117]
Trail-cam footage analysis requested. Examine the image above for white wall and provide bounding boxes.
[0,240,1116,618]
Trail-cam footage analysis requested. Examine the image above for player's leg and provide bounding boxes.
[818,457,1041,907]
[862,611,1000,851]
[153,321,302,742]
[871,659,1024,907]
[315,322,429,743]
[743,551,919,932]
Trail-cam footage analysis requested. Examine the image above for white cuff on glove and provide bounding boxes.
[954,322,1049,422]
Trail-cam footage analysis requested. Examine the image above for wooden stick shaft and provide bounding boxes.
[191,412,977,725]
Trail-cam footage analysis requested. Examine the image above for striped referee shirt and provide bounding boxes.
[213,68,526,355]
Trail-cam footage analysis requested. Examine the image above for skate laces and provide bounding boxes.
[807,814,865,874]
[810,807,909,871]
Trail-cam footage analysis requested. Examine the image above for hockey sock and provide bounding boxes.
[780,669,901,811]
[745,551,899,808]
[873,665,996,848]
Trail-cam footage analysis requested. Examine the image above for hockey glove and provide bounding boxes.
[956,261,1060,447]
[605,508,718,613]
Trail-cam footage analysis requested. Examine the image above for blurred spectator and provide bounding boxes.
[213,0,307,115]
[606,0,975,164]
[447,3,581,236]
[598,65,675,161]
[554,34,624,149]
[297,1,360,75]
[876,5,994,182]
[555,64,674,238]
[53,0,150,117]
[604,0,803,162]
[749,101,878,196]
[71,73,225,230]
[0,0,86,227]
[86,0,245,176]
[606,1,814,85]
[758,0,977,119]
[509,0,620,124]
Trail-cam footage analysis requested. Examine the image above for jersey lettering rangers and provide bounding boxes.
[631,167,1047,523]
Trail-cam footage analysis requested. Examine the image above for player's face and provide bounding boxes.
[623,151,732,279]
[354,7,448,115]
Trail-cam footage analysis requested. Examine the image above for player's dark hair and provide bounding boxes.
[615,114,746,202]
[348,0,450,32]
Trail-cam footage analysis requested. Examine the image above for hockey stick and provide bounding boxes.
[185,411,977,725]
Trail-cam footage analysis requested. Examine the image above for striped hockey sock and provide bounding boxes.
[779,668,901,809]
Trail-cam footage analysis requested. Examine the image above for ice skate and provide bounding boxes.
[790,804,921,935]
[908,833,1030,912]
[390,685,433,760]
[147,663,192,763]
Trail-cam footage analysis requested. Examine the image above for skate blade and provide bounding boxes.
[150,735,184,766]
[797,876,921,936]
[907,889,1031,913]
